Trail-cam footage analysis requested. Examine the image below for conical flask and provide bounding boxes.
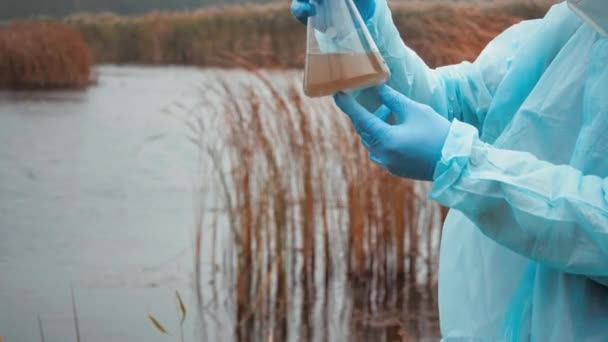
[303,0,390,98]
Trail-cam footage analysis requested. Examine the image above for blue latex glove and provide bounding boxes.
[334,85,451,181]
[291,0,376,25]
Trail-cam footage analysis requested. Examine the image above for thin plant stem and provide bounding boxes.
[71,287,82,342]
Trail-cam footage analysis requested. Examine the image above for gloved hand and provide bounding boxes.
[334,85,451,181]
[291,0,376,25]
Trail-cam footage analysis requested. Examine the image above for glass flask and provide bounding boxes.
[567,0,608,36]
[303,0,390,98]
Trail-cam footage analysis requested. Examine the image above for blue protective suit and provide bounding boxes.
[357,2,608,341]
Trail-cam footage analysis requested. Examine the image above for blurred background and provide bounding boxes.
[0,1,551,341]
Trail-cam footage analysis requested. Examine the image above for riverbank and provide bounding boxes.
[64,1,550,68]
[0,1,550,90]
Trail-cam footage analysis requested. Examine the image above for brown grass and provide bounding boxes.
[395,5,523,67]
[0,21,93,89]
[63,1,551,68]
[187,66,445,340]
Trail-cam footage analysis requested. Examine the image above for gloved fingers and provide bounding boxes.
[334,92,388,137]
[376,98,404,124]
[368,152,383,167]
[376,84,418,119]
[360,132,372,150]
[360,130,384,150]
[290,0,316,24]
[373,105,392,123]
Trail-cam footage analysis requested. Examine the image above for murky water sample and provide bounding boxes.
[303,0,390,98]
[303,52,390,97]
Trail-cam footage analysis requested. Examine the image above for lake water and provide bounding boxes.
[0,66,209,342]
[0,66,439,342]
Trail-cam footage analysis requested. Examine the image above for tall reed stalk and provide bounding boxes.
[186,68,444,341]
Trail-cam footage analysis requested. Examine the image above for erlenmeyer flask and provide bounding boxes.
[303,0,390,98]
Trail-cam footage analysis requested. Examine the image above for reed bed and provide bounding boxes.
[184,67,445,341]
[65,0,551,68]
[0,21,93,89]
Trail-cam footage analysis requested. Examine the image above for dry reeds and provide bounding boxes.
[185,67,444,340]
[64,1,551,68]
[0,21,93,89]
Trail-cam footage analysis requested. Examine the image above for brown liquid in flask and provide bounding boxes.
[303,52,390,97]
[302,0,390,98]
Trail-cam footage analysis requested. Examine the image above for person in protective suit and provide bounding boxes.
[292,0,608,340]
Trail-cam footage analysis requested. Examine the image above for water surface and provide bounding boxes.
[0,66,206,342]
[0,65,440,342]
